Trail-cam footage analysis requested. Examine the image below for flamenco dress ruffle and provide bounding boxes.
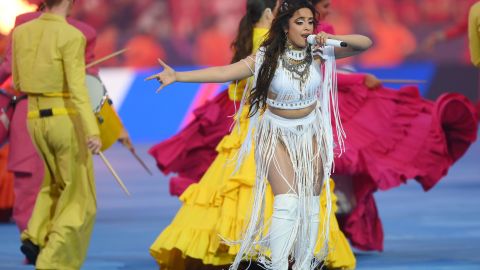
[333,73,478,251]
[148,89,236,196]
[150,106,357,269]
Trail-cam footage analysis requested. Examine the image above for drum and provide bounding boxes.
[85,75,123,151]
[0,89,17,147]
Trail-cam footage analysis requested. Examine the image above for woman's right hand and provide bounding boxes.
[87,136,102,155]
[363,74,381,89]
[145,59,176,93]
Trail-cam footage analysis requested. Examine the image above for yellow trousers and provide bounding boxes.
[21,96,97,270]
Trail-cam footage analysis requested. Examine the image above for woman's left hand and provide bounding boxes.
[315,31,334,47]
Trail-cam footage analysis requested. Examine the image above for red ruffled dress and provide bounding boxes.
[333,73,478,251]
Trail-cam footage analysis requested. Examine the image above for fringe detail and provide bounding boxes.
[225,46,341,270]
[232,52,260,173]
[321,46,345,158]
[224,109,333,270]
[227,69,255,171]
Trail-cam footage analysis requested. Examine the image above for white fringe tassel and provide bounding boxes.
[224,45,343,270]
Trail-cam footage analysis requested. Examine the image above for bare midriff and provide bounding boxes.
[267,102,317,119]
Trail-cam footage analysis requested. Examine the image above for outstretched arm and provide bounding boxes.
[146,56,255,92]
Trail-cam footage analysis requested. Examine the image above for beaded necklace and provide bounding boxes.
[281,40,312,95]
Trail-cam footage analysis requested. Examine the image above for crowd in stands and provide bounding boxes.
[0,0,474,68]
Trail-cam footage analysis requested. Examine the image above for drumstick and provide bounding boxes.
[130,148,153,175]
[99,152,131,196]
[380,79,427,84]
[118,138,153,175]
[86,48,128,69]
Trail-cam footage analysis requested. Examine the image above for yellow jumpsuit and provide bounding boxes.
[150,28,356,269]
[12,13,99,270]
[469,1,480,67]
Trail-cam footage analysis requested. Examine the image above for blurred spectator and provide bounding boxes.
[73,0,111,31]
[358,0,417,67]
[419,0,453,22]
[94,25,121,67]
[124,35,166,68]
[191,0,243,66]
[193,23,233,66]
[134,1,172,64]
[3,0,476,67]
[110,0,136,39]
[396,0,422,26]
[421,18,467,52]
[27,0,43,5]
[324,1,353,35]
[0,34,6,60]
[420,0,478,63]
[168,0,203,40]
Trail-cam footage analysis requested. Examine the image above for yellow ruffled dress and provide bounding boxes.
[150,28,356,270]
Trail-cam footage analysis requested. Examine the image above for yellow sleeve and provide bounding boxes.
[469,4,480,67]
[62,34,100,138]
[11,32,20,91]
[477,14,480,36]
[474,13,480,67]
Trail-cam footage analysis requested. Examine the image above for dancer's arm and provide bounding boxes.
[62,33,101,153]
[313,32,373,59]
[146,56,255,92]
[332,34,373,58]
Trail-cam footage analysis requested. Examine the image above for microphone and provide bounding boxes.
[307,35,347,48]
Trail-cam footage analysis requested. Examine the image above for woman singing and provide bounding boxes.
[147,0,372,269]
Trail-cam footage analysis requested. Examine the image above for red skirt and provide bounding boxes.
[149,75,478,251]
[333,75,478,251]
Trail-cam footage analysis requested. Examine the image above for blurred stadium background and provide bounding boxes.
[0,0,477,142]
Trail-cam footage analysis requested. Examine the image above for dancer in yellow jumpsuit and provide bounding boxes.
[11,0,101,269]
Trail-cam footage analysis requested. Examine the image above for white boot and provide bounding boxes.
[296,196,320,270]
[269,194,299,270]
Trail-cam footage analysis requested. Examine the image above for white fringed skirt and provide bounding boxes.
[228,107,334,270]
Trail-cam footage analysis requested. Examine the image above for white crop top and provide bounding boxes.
[254,46,322,110]
[234,44,345,172]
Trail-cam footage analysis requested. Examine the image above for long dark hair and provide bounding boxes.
[231,0,277,63]
[310,0,325,5]
[44,0,64,8]
[248,0,317,116]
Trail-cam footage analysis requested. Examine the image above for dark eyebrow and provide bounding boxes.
[295,16,314,20]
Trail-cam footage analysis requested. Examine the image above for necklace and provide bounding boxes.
[285,45,308,60]
[281,42,312,93]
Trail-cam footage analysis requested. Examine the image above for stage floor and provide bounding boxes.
[1,139,479,269]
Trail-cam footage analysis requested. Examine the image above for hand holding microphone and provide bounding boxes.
[307,34,347,48]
